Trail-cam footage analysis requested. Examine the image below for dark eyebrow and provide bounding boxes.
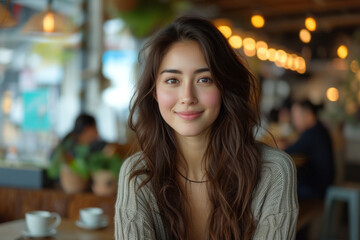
[160,68,210,74]
[194,68,210,74]
[160,69,181,74]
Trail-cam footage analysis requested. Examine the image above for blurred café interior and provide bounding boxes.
[0,0,360,239]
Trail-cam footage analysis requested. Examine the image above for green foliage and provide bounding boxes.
[47,140,91,180]
[31,43,75,64]
[47,138,123,180]
[107,0,191,38]
[88,152,123,177]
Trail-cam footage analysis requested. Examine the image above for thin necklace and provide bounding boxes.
[175,168,208,184]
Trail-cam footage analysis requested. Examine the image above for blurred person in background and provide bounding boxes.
[47,113,106,188]
[285,100,335,200]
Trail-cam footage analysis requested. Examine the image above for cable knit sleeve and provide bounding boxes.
[114,154,165,240]
[251,145,299,240]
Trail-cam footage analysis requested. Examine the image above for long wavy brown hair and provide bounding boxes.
[128,16,262,240]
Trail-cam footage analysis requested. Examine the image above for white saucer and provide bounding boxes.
[22,228,57,238]
[76,218,108,230]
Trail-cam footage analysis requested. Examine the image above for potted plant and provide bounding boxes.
[88,150,123,197]
[47,139,91,194]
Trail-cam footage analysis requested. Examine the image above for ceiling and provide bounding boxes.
[190,0,360,59]
[2,0,360,60]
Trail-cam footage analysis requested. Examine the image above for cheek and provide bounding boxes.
[199,89,222,108]
[156,88,177,110]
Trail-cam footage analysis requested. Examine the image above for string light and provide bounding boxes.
[218,25,232,38]
[220,23,306,73]
[267,48,277,62]
[228,35,242,49]
[299,29,311,43]
[276,50,287,65]
[243,37,256,51]
[337,45,348,59]
[251,14,265,28]
[326,87,339,102]
[305,17,316,31]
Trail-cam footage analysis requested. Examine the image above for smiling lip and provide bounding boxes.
[176,111,203,120]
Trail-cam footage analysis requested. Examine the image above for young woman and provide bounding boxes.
[115,16,298,240]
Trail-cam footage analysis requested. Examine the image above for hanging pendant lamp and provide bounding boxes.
[22,0,76,35]
[0,3,17,28]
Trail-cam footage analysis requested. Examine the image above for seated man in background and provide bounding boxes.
[285,100,335,200]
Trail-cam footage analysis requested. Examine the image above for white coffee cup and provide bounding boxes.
[25,211,61,235]
[79,207,104,227]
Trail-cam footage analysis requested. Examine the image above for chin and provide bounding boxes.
[175,128,208,138]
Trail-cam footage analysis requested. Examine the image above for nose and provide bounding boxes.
[180,82,198,105]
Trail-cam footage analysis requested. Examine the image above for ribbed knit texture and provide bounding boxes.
[115,145,299,239]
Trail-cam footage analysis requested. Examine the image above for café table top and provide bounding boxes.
[0,218,114,240]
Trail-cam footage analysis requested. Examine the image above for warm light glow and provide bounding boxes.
[1,91,12,114]
[275,50,287,65]
[251,14,265,28]
[255,41,268,60]
[256,41,268,50]
[267,48,277,62]
[228,35,242,49]
[213,18,232,28]
[284,54,292,69]
[299,29,311,43]
[243,38,256,51]
[305,17,316,31]
[244,48,256,57]
[357,71,360,81]
[337,45,348,59]
[350,60,359,73]
[43,12,55,33]
[275,60,283,68]
[326,87,339,102]
[294,56,302,70]
[289,54,298,71]
[297,57,306,73]
[257,48,268,61]
[218,25,232,38]
[297,67,306,74]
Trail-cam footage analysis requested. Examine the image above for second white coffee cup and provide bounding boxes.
[79,207,104,227]
[25,211,61,235]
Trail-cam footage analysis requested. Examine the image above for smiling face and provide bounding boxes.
[155,40,222,141]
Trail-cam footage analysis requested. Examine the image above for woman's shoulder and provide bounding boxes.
[120,151,144,171]
[259,143,295,173]
[119,152,147,182]
[252,144,298,219]
[257,143,296,190]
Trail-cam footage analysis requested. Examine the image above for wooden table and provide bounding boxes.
[0,218,114,240]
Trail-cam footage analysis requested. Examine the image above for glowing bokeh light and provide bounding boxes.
[326,87,339,102]
[305,17,316,31]
[299,29,311,43]
[337,45,348,59]
[267,48,277,62]
[218,25,232,38]
[228,35,242,49]
[43,12,55,32]
[251,14,265,28]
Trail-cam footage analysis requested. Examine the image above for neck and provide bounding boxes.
[176,135,208,182]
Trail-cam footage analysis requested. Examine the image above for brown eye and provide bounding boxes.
[166,78,179,84]
[198,77,212,83]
